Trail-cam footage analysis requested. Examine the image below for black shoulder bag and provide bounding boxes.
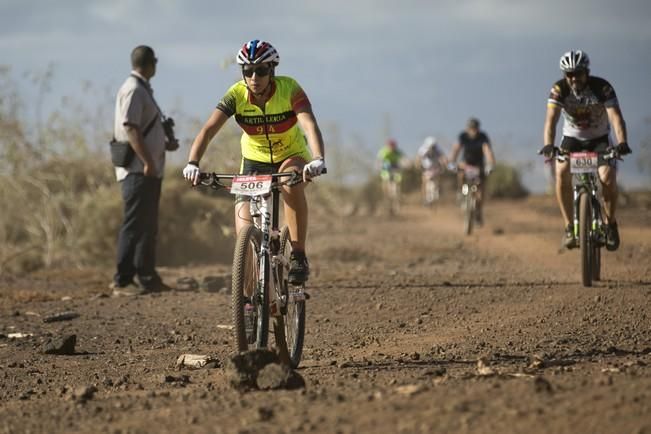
[109,115,158,167]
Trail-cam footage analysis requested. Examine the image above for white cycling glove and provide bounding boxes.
[183,162,200,184]
[303,158,326,180]
[485,164,494,175]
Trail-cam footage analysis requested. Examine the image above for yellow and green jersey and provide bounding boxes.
[217,76,312,163]
[377,147,403,169]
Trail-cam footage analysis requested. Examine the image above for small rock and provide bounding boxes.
[395,384,426,396]
[43,334,76,355]
[161,374,190,385]
[493,227,505,235]
[224,349,280,390]
[256,363,305,390]
[19,389,35,400]
[201,275,231,293]
[421,367,446,377]
[476,357,496,376]
[7,332,33,339]
[528,354,546,369]
[176,277,199,292]
[256,406,274,422]
[533,376,553,394]
[175,354,220,370]
[72,385,98,403]
[43,311,79,323]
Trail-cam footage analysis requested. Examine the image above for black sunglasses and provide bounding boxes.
[565,71,586,79]
[242,65,271,78]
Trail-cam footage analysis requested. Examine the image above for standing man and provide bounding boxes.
[541,50,631,250]
[111,45,175,295]
[449,117,496,225]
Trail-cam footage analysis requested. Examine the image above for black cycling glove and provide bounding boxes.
[616,142,632,156]
[539,144,556,158]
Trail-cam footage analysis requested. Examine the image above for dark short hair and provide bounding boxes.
[131,45,156,69]
[467,117,480,129]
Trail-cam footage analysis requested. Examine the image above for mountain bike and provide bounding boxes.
[457,164,482,235]
[551,148,618,287]
[422,167,441,207]
[198,171,309,367]
[381,166,402,216]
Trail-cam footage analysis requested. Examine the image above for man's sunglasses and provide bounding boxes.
[565,71,586,79]
[242,65,272,77]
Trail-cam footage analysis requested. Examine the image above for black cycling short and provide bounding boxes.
[560,135,613,167]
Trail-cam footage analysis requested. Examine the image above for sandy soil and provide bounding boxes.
[1,193,650,434]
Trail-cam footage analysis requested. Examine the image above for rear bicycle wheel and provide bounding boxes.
[280,226,306,368]
[231,225,268,352]
[579,192,593,287]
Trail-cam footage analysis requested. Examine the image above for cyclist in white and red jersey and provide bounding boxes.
[541,50,631,250]
[417,136,447,205]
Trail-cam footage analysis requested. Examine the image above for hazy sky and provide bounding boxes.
[1,0,650,189]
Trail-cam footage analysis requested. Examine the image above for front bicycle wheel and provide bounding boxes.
[231,225,269,352]
[579,192,593,287]
[592,244,601,281]
[464,193,474,235]
[280,226,306,368]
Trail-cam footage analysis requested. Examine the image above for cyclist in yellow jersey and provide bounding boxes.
[183,40,326,284]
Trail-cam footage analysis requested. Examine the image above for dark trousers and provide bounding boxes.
[114,174,162,288]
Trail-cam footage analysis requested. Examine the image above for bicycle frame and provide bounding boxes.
[571,172,605,246]
[249,186,292,316]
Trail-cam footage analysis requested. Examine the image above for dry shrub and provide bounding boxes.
[485,163,529,199]
[156,173,234,266]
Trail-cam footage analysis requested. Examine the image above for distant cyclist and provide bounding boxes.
[541,50,631,250]
[183,40,326,284]
[377,138,405,180]
[449,118,496,225]
[377,138,406,213]
[417,136,447,205]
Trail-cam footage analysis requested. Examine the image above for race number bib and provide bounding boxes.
[464,165,481,180]
[570,152,598,173]
[230,175,272,196]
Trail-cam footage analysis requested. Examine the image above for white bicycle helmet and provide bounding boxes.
[237,40,280,66]
[559,50,589,73]
[423,136,438,147]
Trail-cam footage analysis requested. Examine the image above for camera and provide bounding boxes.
[163,117,179,151]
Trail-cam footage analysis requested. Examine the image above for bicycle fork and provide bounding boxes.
[572,181,605,246]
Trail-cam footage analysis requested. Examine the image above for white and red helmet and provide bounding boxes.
[237,40,280,66]
[559,50,590,73]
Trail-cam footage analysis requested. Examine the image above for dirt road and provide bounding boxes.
[1,194,650,434]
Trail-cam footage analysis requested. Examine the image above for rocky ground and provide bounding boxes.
[1,192,650,434]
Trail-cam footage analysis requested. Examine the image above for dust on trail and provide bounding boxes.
[1,195,650,434]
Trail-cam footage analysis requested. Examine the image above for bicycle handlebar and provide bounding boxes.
[197,169,327,191]
[539,146,621,162]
